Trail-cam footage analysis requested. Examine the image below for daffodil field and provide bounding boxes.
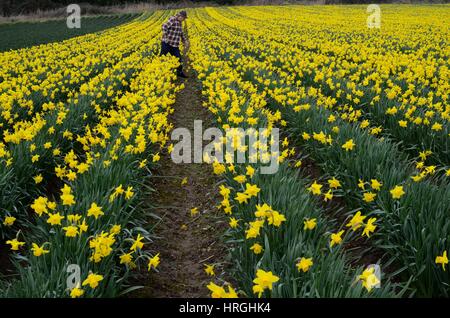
[191,4,449,298]
[0,11,181,296]
[1,4,449,298]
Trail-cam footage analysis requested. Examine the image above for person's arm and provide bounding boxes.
[181,25,189,49]
[181,31,188,47]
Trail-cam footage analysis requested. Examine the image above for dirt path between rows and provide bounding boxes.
[135,65,228,298]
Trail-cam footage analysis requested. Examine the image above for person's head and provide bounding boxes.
[176,11,187,22]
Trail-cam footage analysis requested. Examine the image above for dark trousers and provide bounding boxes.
[160,41,183,75]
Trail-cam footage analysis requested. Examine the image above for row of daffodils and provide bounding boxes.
[186,5,449,298]
[0,11,181,297]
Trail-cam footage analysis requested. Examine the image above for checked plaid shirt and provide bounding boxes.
[162,15,185,47]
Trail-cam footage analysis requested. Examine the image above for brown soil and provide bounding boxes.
[0,240,15,278]
[133,65,228,298]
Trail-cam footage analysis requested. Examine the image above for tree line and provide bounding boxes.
[1,0,444,17]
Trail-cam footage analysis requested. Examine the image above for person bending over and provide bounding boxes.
[161,10,189,78]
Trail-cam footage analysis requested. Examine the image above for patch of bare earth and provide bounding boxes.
[133,65,228,298]
[0,241,15,279]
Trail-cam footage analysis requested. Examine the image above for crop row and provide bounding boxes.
[186,6,450,297]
